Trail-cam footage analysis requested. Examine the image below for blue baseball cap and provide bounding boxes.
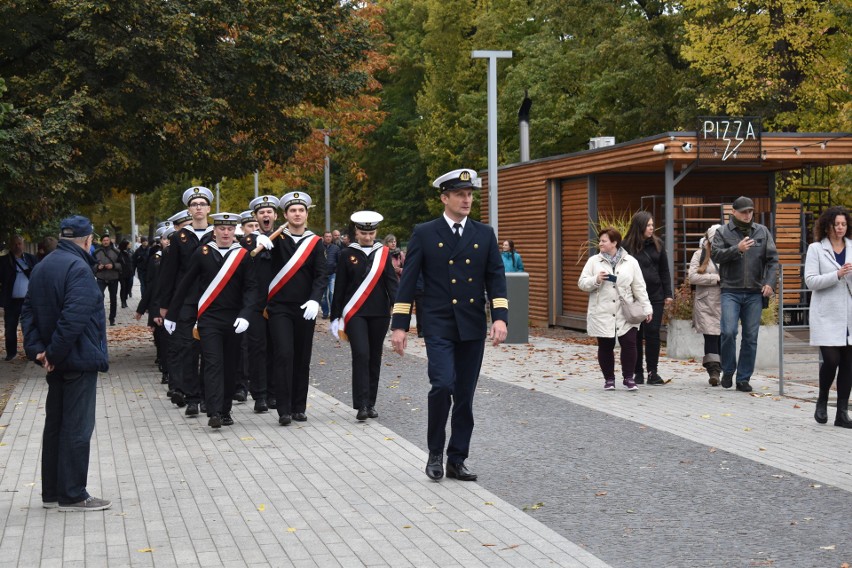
[59,215,94,238]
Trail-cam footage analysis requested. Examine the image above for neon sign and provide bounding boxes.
[697,116,762,165]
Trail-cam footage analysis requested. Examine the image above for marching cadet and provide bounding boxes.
[134,224,172,385]
[391,168,508,482]
[165,213,258,429]
[159,186,215,416]
[158,212,193,402]
[241,195,281,413]
[239,210,259,241]
[254,191,327,426]
[231,209,260,403]
[330,211,398,421]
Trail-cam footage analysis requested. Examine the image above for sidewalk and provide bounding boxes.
[0,305,608,568]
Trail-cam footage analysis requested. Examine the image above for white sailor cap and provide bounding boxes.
[156,224,175,239]
[167,210,192,225]
[350,210,384,231]
[432,168,481,192]
[239,210,255,224]
[249,194,280,212]
[280,191,312,212]
[182,186,214,206]
[210,212,240,226]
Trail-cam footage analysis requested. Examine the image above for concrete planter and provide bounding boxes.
[665,319,780,370]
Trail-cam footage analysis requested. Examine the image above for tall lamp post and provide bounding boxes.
[324,130,331,233]
[471,50,512,237]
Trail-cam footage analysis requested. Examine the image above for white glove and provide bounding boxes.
[233,317,249,334]
[330,318,342,340]
[254,233,274,250]
[300,300,319,320]
[164,319,176,335]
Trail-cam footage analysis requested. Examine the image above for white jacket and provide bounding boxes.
[805,238,852,346]
[688,248,721,336]
[578,250,653,338]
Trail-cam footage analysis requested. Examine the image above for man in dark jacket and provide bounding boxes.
[1,235,38,360]
[711,196,779,392]
[93,234,122,326]
[21,215,111,512]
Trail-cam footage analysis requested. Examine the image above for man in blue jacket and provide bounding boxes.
[21,215,111,512]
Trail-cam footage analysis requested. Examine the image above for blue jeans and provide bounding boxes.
[320,272,336,317]
[720,291,763,383]
[42,370,98,505]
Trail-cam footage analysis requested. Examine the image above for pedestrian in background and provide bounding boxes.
[578,227,652,391]
[688,224,723,386]
[501,239,524,273]
[1,235,37,361]
[21,215,111,511]
[804,206,852,428]
[622,211,672,385]
[320,230,340,319]
[118,239,134,308]
[132,237,150,296]
[384,234,405,280]
[711,196,778,392]
[93,234,122,326]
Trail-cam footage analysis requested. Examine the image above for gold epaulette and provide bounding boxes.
[392,302,412,315]
[491,298,509,310]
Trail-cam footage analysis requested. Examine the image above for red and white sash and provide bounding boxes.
[197,246,248,319]
[341,245,390,333]
[267,234,322,302]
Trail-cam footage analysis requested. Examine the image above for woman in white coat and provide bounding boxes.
[579,227,653,391]
[804,206,852,428]
[689,224,723,386]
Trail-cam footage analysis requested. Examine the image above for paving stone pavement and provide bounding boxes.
[0,303,608,568]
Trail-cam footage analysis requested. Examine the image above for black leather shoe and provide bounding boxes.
[425,453,443,480]
[634,373,645,385]
[233,388,247,403]
[735,381,753,392]
[208,414,222,429]
[199,400,207,414]
[221,413,234,426]
[646,372,665,386]
[292,412,307,422]
[367,407,379,419]
[815,400,828,424]
[254,398,269,413]
[267,398,277,410]
[356,407,369,421]
[446,461,478,481]
[185,403,199,416]
[171,391,186,407]
[160,372,169,385]
[278,414,292,426]
[721,373,734,389]
[4,352,17,361]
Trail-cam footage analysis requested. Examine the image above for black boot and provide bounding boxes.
[815,393,829,424]
[834,400,852,428]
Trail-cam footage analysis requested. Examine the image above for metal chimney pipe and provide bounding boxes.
[518,90,532,162]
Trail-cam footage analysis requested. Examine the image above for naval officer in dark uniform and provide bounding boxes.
[391,168,508,481]
[165,213,257,428]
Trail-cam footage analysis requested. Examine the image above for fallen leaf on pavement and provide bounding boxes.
[595,491,608,497]
[257,504,265,511]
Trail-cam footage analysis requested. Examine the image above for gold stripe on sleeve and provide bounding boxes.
[491,298,509,310]
[392,303,412,315]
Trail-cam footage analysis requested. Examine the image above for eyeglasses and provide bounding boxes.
[188,202,209,208]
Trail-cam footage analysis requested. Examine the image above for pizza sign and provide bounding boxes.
[697,116,762,164]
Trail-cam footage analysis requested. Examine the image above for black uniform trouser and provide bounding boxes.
[4,298,24,357]
[268,306,315,416]
[199,321,238,417]
[153,325,169,373]
[174,305,203,403]
[423,336,485,464]
[346,315,389,409]
[635,300,664,375]
[246,311,274,399]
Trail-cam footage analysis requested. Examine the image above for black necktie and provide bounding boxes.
[453,223,462,240]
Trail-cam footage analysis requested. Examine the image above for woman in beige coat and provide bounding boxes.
[688,224,723,386]
[578,227,653,391]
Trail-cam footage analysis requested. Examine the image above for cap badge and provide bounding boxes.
[460,171,471,181]
[294,192,300,199]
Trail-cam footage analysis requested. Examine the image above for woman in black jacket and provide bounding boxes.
[623,211,673,385]
[330,211,398,421]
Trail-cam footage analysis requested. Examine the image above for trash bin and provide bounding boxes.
[505,272,529,344]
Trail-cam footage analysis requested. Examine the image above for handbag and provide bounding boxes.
[615,286,647,325]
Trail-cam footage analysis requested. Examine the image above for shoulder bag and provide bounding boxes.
[614,285,646,325]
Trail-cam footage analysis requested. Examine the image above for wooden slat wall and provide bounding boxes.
[482,168,550,325]
[561,178,590,319]
[775,202,804,305]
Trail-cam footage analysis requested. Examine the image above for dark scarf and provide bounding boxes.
[732,216,753,237]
